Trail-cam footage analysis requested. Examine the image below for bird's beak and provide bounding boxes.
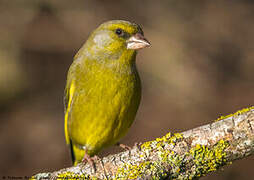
[126,33,151,50]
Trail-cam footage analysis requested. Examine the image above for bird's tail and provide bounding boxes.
[69,140,76,164]
[70,140,86,166]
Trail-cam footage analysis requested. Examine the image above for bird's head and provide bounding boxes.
[83,20,150,61]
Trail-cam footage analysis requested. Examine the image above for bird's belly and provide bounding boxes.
[69,78,140,155]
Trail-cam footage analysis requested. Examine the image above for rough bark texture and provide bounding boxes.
[33,107,254,180]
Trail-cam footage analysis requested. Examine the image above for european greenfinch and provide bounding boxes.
[64,20,150,165]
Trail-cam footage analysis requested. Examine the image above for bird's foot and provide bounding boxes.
[82,153,100,172]
[116,142,143,151]
[116,142,132,151]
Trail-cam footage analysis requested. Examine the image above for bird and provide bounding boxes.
[64,20,150,166]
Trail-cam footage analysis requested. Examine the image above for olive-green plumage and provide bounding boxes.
[64,20,150,165]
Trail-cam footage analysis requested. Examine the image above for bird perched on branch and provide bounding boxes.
[64,20,150,165]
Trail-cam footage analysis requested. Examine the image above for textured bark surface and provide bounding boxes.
[33,107,254,179]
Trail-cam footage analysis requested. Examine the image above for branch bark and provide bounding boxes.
[33,107,254,179]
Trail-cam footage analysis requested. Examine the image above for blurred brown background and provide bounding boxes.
[0,0,253,179]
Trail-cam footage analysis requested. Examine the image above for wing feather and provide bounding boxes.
[64,65,76,145]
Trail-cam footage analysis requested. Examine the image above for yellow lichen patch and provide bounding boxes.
[116,160,171,180]
[115,135,229,179]
[56,172,90,180]
[215,106,254,122]
[116,134,229,179]
[116,133,184,179]
[116,161,152,179]
[141,133,183,151]
[188,139,229,178]
[141,140,152,151]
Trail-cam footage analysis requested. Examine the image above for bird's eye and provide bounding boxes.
[115,28,124,36]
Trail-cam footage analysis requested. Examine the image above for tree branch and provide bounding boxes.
[33,107,254,179]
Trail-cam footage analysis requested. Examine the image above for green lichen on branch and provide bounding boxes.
[33,171,93,180]
[215,106,254,122]
[115,133,184,179]
[186,139,230,179]
[56,172,91,180]
[115,134,230,180]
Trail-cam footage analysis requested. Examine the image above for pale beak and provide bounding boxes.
[126,33,151,50]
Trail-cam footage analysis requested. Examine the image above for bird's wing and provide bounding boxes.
[64,67,76,145]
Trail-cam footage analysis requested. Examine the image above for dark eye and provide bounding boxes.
[115,28,124,36]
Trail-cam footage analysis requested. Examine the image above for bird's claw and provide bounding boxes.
[82,153,100,172]
[116,142,132,151]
